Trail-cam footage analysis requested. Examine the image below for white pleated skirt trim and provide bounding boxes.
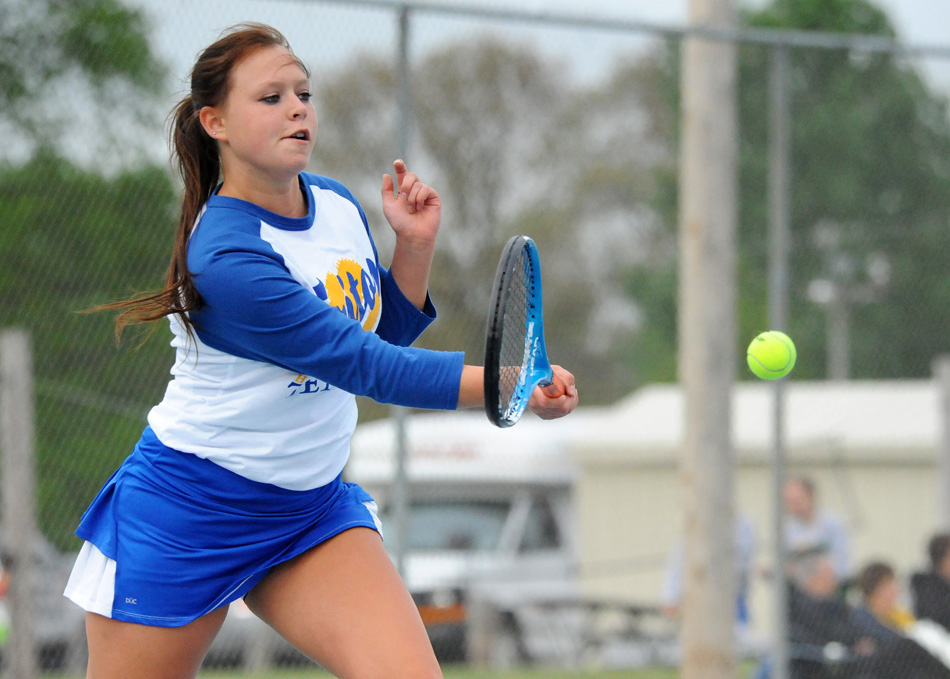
[63,541,116,618]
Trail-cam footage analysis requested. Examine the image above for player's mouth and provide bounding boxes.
[285,129,311,142]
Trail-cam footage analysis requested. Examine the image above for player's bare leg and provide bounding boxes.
[85,605,227,679]
[245,526,442,679]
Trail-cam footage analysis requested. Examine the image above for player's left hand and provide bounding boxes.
[528,365,578,420]
[381,159,441,246]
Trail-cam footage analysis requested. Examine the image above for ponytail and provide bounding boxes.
[92,23,304,342]
[95,98,211,341]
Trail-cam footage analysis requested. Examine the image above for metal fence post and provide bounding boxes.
[389,3,416,582]
[935,356,950,529]
[768,44,792,679]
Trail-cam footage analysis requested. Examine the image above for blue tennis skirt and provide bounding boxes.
[64,426,381,627]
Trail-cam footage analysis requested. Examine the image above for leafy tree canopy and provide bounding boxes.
[0,0,164,161]
[628,0,950,382]
[1,150,177,549]
[1,0,170,547]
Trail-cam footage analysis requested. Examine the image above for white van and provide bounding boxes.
[346,410,584,665]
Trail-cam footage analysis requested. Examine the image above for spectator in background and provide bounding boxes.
[783,552,950,679]
[780,550,874,679]
[912,533,950,633]
[784,476,851,581]
[857,561,915,633]
[786,551,854,644]
[855,560,950,675]
[661,513,757,636]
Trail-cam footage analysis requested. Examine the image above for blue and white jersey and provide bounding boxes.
[147,172,464,491]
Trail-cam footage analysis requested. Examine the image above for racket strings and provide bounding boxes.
[497,251,532,418]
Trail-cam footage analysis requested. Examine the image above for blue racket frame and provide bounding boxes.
[484,235,554,428]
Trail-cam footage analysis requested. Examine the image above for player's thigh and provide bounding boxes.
[245,526,441,679]
[85,606,227,679]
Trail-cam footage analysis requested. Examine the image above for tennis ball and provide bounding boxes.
[747,330,796,380]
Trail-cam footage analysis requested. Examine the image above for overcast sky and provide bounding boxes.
[463,0,950,89]
[123,0,950,131]
[130,0,950,92]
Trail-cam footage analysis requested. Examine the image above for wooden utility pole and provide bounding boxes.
[677,0,739,677]
[0,329,39,679]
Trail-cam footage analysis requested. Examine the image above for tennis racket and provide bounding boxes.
[484,235,554,428]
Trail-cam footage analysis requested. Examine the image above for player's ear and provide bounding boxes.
[199,106,227,141]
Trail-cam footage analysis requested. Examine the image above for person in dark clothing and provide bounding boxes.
[912,534,950,633]
[786,552,950,679]
[786,553,874,679]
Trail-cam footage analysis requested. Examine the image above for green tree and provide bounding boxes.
[541,51,679,389]
[314,38,657,406]
[0,0,163,162]
[627,0,950,382]
[745,0,950,379]
[1,1,171,548]
[412,39,568,367]
[1,152,177,549]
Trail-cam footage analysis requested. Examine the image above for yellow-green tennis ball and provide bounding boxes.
[747,330,796,380]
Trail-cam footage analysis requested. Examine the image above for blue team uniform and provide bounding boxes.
[64,173,465,626]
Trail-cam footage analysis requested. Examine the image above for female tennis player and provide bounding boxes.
[63,22,576,679]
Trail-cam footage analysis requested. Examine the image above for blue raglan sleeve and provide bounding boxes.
[314,174,437,348]
[188,239,464,411]
[374,266,438,347]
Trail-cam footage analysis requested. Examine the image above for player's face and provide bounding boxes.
[215,45,317,186]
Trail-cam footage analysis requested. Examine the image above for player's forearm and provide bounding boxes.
[389,236,436,310]
[457,365,484,409]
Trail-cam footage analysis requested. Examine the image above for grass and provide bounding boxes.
[442,668,682,679]
[194,668,683,679]
[192,661,765,679]
[50,661,769,678]
[50,663,776,679]
[53,660,759,678]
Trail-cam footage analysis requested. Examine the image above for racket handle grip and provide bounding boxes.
[539,370,566,397]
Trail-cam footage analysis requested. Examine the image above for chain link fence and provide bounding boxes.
[3,0,950,675]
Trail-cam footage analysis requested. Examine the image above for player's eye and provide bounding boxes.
[260,94,280,104]
[298,91,312,102]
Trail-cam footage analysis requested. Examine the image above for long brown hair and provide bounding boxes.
[98,23,309,340]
